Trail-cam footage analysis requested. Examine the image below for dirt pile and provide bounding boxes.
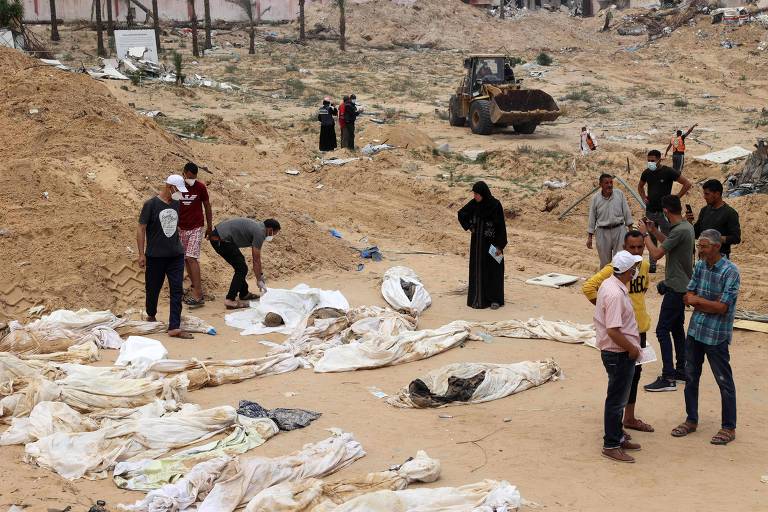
[302,0,605,51]
[0,47,356,320]
[361,123,435,149]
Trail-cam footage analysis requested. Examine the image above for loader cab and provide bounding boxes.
[467,56,505,94]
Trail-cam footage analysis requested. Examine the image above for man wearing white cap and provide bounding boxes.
[594,250,643,463]
[136,175,193,339]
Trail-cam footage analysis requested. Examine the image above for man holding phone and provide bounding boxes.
[638,195,695,393]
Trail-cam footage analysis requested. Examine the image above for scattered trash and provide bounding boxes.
[367,386,389,399]
[694,146,753,164]
[283,391,298,397]
[525,273,580,289]
[28,108,39,115]
[503,417,512,423]
[356,263,365,272]
[41,191,49,200]
[330,229,343,239]
[462,149,487,161]
[236,400,321,431]
[360,246,383,261]
[136,110,164,118]
[39,58,70,70]
[477,332,493,343]
[720,40,738,49]
[370,118,386,124]
[361,143,396,156]
[761,474,768,484]
[88,500,108,512]
[321,157,362,166]
[27,305,45,315]
[316,184,324,189]
[285,169,300,176]
[758,41,768,52]
[438,414,454,419]
[435,143,451,154]
[0,228,10,237]
[726,139,768,197]
[543,179,568,190]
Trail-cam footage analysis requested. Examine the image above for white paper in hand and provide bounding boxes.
[488,245,503,264]
[636,345,657,365]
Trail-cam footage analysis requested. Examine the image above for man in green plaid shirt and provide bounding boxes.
[670,229,740,445]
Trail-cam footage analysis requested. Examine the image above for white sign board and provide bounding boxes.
[115,29,158,63]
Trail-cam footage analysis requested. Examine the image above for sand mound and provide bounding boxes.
[0,47,355,320]
[362,123,435,149]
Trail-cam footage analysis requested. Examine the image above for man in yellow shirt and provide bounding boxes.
[583,230,654,433]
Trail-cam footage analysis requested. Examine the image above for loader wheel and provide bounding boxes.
[448,95,466,127]
[469,100,493,135]
[513,122,538,135]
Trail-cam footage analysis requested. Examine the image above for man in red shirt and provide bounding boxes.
[179,162,212,307]
[338,95,349,148]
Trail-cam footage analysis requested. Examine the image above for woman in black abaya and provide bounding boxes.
[457,181,507,309]
[317,98,338,152]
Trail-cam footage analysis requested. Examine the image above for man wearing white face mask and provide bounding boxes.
[136,174,193,339]
[178,162,212,308]
[637,149,691,273]
[209,217,281,309]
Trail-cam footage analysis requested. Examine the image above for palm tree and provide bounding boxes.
[204,0,212,49]
[188,0,199,57]
[94,0,106,57]
[336,0,346,52]
[299,0,305,42]
[226,0,256,55]
[49,0,59,41]
[106,0,114,50]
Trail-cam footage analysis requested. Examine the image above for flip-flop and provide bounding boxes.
[624,419,655,432]
[225,302,249,310]
[239,293,260,301]
[184,297,205,308]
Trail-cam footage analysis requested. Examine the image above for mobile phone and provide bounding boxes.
[685,204,693,214]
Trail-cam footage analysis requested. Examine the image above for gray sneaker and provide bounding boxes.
[644,376,676,392]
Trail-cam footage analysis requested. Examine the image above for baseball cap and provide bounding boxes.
[612,250,643,273]
[166,174,188,193]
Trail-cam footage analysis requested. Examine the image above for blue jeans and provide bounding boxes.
[684,336,737,430]
[656,290,686,380]
[601,351,636,449]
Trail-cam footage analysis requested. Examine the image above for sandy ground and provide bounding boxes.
[2,1,768,509]
[1,252,767,511]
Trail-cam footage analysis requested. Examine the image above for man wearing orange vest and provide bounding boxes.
[665,124,697,173]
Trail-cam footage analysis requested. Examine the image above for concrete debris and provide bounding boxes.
[285,169,300,176]
[462,149,487,161]
[525,273,579,289]
[543,179,568,190]
[361,143,396,156]
[321,157,365,166]
[720,40,738,49]
[694,146,752,164]
[726,139,768,197]
[39,58,70,71]
[618,25,647,36]
[127,46,148,59]
[136,110,164,118]
[435,143,451,154]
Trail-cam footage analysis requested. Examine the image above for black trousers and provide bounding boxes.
[685,336,737,430]
[211,238,250,301]
[145,255,184,330]
[627,332,647,405]
[343,123,356,150]
[601,350,636,449]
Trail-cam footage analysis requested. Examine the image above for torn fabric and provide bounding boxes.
[225,284,350,336]
[475,318,596,347]
[381,267,432,316]
[113,416,279,491]
[25,405,237,480]
[237,400,321,431]
[313,321,476,373]
[243,450,440,511]
[121,430,365,512]
[386,360,562,408]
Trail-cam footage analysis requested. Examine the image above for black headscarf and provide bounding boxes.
[470,181,499,219]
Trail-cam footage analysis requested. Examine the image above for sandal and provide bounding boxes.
[239,292,260,301]
[671,422,697,438]
[710,429,735,445]
[225,301,249,310]
[624,419,655,432]
[184,296,205,308]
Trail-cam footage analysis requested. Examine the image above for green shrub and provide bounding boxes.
[536,52,553,66]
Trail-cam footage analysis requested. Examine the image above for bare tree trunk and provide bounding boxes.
[152,0,161,53]
[106,0,115,51]
[188,0,199,57]
[500,0,505,19]
[49,0,60,41]
[338,0,346,52]
[94,0,106,57]
[248,19,255,54]
[203,0,212,49]
[299,0,305,42]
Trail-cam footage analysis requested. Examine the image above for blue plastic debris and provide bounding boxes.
[330,229,342,238]
[360,246,383,261]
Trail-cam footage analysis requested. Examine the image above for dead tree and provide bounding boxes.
[336,0,346,52]
[188,0,199,57]
[94,0,106,57]
[204,0,212,49]
[152,0,161,53]
[299,0,306,42]
[500,0,505,19]
[49,0,59,41]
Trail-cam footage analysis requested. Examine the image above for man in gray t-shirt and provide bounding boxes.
[210,217,281,308]
[638,195,695,392]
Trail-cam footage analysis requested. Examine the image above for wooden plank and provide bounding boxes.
[734,320,768,334]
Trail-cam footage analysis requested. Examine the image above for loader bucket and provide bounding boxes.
[489,89,561,125]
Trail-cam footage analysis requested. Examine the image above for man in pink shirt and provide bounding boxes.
[594,250,643,463]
